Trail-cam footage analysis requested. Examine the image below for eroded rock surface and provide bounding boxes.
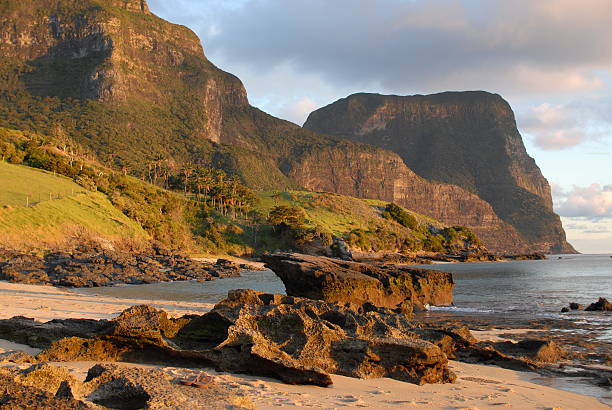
[262,253,454,311]
[0,246,245,288]
[1,291,485,386]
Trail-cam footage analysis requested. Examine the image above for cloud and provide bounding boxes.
[555,184,612,219]
[277,98,318,126]
[519,100,612,150]
[147,0,612,125]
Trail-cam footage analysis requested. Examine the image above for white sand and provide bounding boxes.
[0,280,609,409]
[0,280,213,321]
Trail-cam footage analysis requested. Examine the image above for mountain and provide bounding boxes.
[0,0,570,254]
[303,92,575,254]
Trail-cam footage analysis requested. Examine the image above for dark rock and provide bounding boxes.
[561,307,570,313]
[0,246,249,288]
[495,339,566,363]
[569,302,583,310]
[330,237,353,260]
[261,253,454,311]
[585,298,612,312]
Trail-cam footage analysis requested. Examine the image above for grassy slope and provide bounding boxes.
[0,162,146,248]
[255,190,442,237]
[0,161,87,206]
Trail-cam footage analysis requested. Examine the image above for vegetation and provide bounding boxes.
[0,125,484,255]
[0,162,146,250]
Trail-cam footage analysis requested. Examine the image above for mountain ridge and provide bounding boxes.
[0,0,572,254]
[304,91,574,253]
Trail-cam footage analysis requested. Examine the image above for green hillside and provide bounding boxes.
[0,162,147,250]
[0,161,87,207]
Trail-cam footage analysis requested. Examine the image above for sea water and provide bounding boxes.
[77,254,611,404]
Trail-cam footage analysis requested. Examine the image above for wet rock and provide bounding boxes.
[569,302,583,310]
[261,253,454,311]
[585,298,612,312]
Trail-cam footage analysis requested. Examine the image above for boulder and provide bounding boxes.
[585,298,612,312]
[261,253,454,311]
[569,302,583,310]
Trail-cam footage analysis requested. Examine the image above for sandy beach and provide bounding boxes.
[0,280,609,409]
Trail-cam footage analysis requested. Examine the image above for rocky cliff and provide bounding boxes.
[0,0,559,253]
[304,92,575,254]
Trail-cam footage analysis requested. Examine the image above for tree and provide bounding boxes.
[268,205,307,229]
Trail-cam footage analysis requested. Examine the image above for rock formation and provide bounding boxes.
[0,291,482,386]
[261,253,454,311]
[304,92,575,254]
[0,247,245,287]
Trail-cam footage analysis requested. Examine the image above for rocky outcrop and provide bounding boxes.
[585,298,612,312]
[2,291,483,386]
[0,247,244,287]
[0,362,247,409]
[261,253,454,312]
[304,92,575,254]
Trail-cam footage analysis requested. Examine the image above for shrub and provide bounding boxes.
[383,203,419,230]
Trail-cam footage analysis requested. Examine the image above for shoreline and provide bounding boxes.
[0,280,610,408]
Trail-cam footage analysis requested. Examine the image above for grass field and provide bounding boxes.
[0,161,86,207]
[255,190,442,235]
[0,162,147,250]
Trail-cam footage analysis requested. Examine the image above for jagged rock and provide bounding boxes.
[83,364,248,410]
[14,363,80,397]
[585,298,612,312]
[0,351,37,364]
[22,290,476,386]
[261,253,454,311]
[0,316,109,348]
[0,369,90,409]
[0,247,246,288]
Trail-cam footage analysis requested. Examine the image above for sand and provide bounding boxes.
[0,280,609,409]
[0,280,213,321]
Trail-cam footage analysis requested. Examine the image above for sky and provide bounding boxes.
[148,0,612,254]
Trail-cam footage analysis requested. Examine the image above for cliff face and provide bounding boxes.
[304,92,575,254]
[286,142,527,252]
[0,1,555,253]
[0,0,247,160]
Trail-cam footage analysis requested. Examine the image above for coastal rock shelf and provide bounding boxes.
[262,253,454,312]
[0,290,480,386]
[0,247,247,287]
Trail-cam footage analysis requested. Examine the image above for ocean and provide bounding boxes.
[77,254,612,405]
[80,254,611,324]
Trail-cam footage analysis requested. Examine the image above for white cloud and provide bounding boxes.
[555,184,612,219]
[519,101,612,150]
